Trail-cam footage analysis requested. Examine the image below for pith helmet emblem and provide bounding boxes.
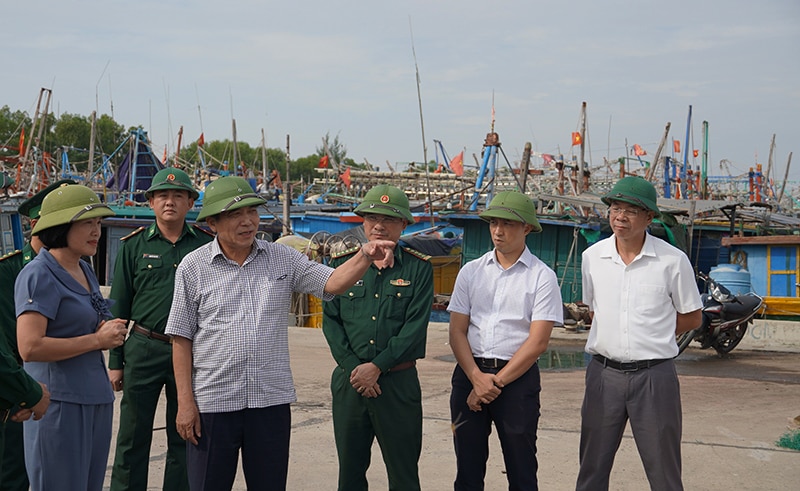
[167,173,175,181]
[380,194,390,203]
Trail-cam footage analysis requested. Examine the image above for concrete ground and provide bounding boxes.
[103,323,800,490]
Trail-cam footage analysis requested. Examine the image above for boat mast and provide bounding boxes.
[579,101,588,193]
[88,111,97,176]
[763,134,776,201]
[18,88,53,193]
[283,135,291,236]
[232,119,238,172]
[701,121,708,199]
[645,122,671,183]
[175,126,183,166]
[409,18,434,226]
[261,129,268,183]
[520,142,532,192]
[680,105,692,199]
[777,152,793,206]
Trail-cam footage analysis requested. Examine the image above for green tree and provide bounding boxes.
[53,113,90,148]
[0,106,31,153]
[94,114,127,157]
[290,154,324,184]
[178,139,291,184]
[177,139,255,172]
[317,132,347,167]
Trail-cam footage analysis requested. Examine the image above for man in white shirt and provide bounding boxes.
[448,191,563,490]
[576,176,702,491]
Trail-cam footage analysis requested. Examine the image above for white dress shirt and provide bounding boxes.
[448,247,563,360]
[582,232,702,361]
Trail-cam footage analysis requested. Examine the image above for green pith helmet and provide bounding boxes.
[479,191,542,233]
[196,176,266,222]
[32,185,115,235]
[18,179,77,219]
[354,185,414,224]
[146,167,199,200]
[601,176,660,216]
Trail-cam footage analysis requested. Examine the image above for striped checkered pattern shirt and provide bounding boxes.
[166,238,334,413]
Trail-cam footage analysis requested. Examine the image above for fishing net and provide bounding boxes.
[776,430,800,451]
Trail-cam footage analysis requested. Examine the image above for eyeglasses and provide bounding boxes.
[608,206,643,218]
[363,214,404,224]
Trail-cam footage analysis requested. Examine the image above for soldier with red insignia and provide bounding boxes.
[108,168,213,491]
[322,184,434,491]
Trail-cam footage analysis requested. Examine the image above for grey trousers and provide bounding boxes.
[576,358,683,491]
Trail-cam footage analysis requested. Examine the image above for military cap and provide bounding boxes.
[196,176,266,222]
[17,179,77,219]
[479,191,542,232]
[354,185,414,223]
[602,176,660,216]
[32,185,115,235]
[146,167,199,200]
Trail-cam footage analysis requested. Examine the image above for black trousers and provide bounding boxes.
[450,363,541,491]
[186,405,291,491]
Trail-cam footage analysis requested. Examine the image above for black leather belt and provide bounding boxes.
[1,408,10,424]
[474,357,509,369]
[388,360,416,372]
[593,354,670,372]
[133,324,173,344]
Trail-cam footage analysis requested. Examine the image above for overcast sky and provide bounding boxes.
[3,0,799,183]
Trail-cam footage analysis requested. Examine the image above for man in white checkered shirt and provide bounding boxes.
[165,177,396,491]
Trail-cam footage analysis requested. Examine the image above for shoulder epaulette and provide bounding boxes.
[120,226,146,241]
[192,223,215,237]
[331,245,360,260]
[0,250,22,262]
[402,246,431,261]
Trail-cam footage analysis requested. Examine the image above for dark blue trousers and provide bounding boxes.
[186,405,291,491]
[450,363,541,491]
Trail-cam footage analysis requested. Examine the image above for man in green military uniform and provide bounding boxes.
[322,184,434,491]
[0,181,70,490]
[109,168,213,491]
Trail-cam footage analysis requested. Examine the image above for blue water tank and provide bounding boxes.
[709,264,752,295]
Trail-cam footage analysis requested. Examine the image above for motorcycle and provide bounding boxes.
[677,272,764,356]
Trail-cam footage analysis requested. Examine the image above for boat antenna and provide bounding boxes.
[491,90,495,134]
[95,60,110,117]
[230,90,238,169]
[261,128,268,185]
[409,17,434,226]
[163,79,173,156]
[195,84,205,135]
[108,70,114,121]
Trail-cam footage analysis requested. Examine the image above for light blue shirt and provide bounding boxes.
[15,248,114,405]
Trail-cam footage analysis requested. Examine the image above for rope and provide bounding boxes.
[559,227,579,289]
[730,250,748,270]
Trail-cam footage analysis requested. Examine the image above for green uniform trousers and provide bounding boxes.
[110,332,188,491]
[1,419,29,491]
[331,365,422,491]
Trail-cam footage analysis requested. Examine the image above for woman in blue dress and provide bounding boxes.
[15,184,129,491]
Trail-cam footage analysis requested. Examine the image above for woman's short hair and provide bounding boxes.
[37,222,71,249]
